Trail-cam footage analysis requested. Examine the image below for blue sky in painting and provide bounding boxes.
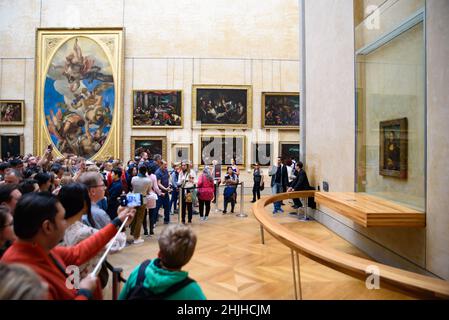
[44,78,115,146]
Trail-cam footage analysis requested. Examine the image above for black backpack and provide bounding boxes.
[126,260,194,300]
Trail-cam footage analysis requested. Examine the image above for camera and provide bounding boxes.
[120,193,143,207]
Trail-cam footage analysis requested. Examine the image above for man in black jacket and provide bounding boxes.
[288,161,310,209]
[269,157,289,213]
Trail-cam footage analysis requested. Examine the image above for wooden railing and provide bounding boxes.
[252,191,449,299]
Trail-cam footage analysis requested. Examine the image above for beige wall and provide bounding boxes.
[306,0,449,279]
[426,0,449,280]
[304,0,355,193]
[0,0,300,185]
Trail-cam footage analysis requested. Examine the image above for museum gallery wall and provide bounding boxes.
[0,1,300,175]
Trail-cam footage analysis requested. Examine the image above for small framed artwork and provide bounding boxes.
[279,142,300,162]
[199,135,246,167]
[192,85,252,129]
[132,90,183,128]
[131,137,167,161]
[262,92,299,129]
[379,118,408,179]
[0,134,24,160]
[172,144,193,164]
[251,143,272,167]
[0,100,24,126]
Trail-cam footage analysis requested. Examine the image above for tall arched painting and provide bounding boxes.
[35,29,124,160]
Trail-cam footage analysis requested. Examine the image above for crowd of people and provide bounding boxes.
[0,147,309,300]
[0,150,207,300]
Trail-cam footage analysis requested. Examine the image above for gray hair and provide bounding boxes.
[78,172,103,188]
[203,166,213,182]
[0,263,47,300]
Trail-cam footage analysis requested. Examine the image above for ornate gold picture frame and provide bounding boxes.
[34,28,124,160]
[131,136,167,161]
[1,134,24,160]
[192,85,252,129]
[262,92,300,129]
[171,143,193,165]
[0,100,25,126]
[279,141,300,162]
[199,134,246,167]
[132,90,183,128]
[251,142,273,167]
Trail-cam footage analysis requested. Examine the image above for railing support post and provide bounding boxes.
[291,249,298,300]
[260,225,265,244]
[291,249,303,300]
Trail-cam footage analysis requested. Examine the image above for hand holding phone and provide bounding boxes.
[120,193,143,207]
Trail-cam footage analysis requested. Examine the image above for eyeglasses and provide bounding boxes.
[90,184,106,188]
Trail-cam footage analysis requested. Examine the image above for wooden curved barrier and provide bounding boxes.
[252,191,449,299]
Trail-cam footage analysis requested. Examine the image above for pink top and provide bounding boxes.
[197,174,215,201]
[149,173,162,195]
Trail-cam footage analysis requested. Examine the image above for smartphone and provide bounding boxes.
[120,193,143,207]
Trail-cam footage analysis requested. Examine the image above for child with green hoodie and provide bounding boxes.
[119,224,206,300]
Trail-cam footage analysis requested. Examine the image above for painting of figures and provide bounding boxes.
[0,100,24,126]
[43,37,114,158]
[35,29,124,160]
[262,92,300,129]
[192,85,252,128]
[132,90,182,128]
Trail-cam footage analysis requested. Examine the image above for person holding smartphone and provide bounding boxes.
[130,165,152,243]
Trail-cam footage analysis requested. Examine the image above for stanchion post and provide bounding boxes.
[112,267,123,300]
[214,180,221,213]
[236,182,247,218]
[178,186,183,224]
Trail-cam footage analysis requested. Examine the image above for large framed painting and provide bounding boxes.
[279,142,300,162]
[379,118,408,179]
[251,143,272,167]
[199,135,246,167]
[192,85,252,129]
[0,100,24,126]
[132,90,183,128]
[0,134,24,160]
[34,28,124,160]
[131,137,167,161]
[171,144,193,164]
[262,92,300,129]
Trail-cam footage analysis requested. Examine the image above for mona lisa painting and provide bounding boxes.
[379,118,407,179]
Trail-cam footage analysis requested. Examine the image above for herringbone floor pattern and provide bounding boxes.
[106,196,412,300]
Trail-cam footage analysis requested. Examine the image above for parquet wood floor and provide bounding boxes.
[106,196,412,300]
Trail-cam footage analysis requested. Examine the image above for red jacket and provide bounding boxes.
[197,175,215,201]
[1,223,118,300]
